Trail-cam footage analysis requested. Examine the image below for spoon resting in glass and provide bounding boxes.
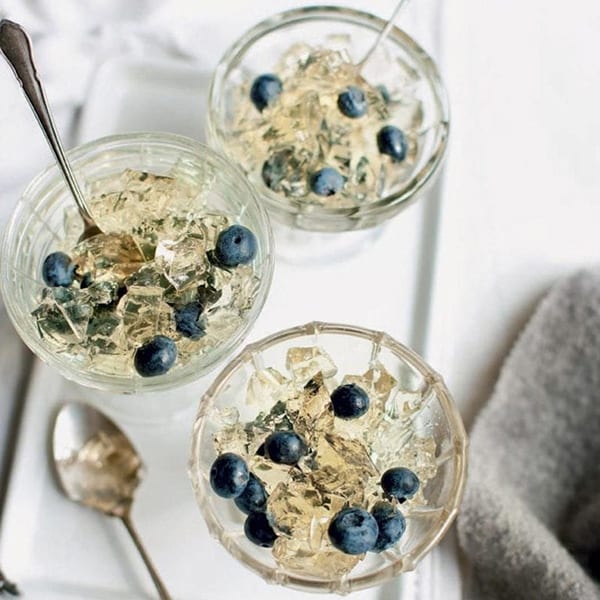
[0,19,144,266]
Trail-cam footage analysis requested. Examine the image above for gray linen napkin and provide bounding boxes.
[458,269,600,600]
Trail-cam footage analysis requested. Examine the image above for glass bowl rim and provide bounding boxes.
[0,131,275,394]
[207,5,450,224]
[190,320,467,592]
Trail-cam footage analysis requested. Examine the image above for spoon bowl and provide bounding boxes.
[53,402,143,518]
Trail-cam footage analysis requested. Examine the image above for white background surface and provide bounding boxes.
[1,0,600,598]
[427,0,600,425]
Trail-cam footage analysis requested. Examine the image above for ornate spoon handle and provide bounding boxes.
[0,19,98,235]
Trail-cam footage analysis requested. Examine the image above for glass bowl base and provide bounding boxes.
[273,222,385,265]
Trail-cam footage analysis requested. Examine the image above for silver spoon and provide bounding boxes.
[0,20,145,269]
[357,0,409,71]
[0,19,102,242]
[52,403,172,600]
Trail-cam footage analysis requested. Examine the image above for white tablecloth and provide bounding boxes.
[427,0,600,425]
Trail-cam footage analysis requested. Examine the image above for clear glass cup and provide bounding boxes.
[207,6,449,235]
[190,322,467,594]
[0,133,274,395]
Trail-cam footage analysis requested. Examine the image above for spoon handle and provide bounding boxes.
[0,20,95,229]
[121,516,173,600]
[357,0,409,70]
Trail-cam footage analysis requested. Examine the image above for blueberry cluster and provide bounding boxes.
[39,224,258,378]
[209,430,308,548]
[320,382,419,555]
[136,225,255,375]
[250,72,408,200]
[209,453,275,547]
[327,467,419,555]
[328,503,404,555]
[211,375,422,558]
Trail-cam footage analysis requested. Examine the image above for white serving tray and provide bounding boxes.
[0,57,461,600]
[77,58,211,143]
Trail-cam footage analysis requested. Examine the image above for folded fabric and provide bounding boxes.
[458,269,600,600]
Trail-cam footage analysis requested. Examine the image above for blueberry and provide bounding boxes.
[209,452,249,499]
[331,383,370,419]
[377,125,408,162]
[234,473,268,515]
[381,467,420,502]
[310,167,345,197]
[328,507,379,555]
[250,74,283,112]
[174,301,206,340]
[264,431,307,465]
[371,502,406,552]
[214,225,257,268]
[133,335,177,377]
[244,511,277,547]
[42,251,75,287]
[337,86,367,118]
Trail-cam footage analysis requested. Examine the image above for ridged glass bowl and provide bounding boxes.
[0,132,274,394]
[207,6,449,233]
[190,322,466,594]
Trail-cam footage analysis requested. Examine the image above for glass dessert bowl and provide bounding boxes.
[207,6,449,233]
[0,133,274,393]
[190,322,466,594]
